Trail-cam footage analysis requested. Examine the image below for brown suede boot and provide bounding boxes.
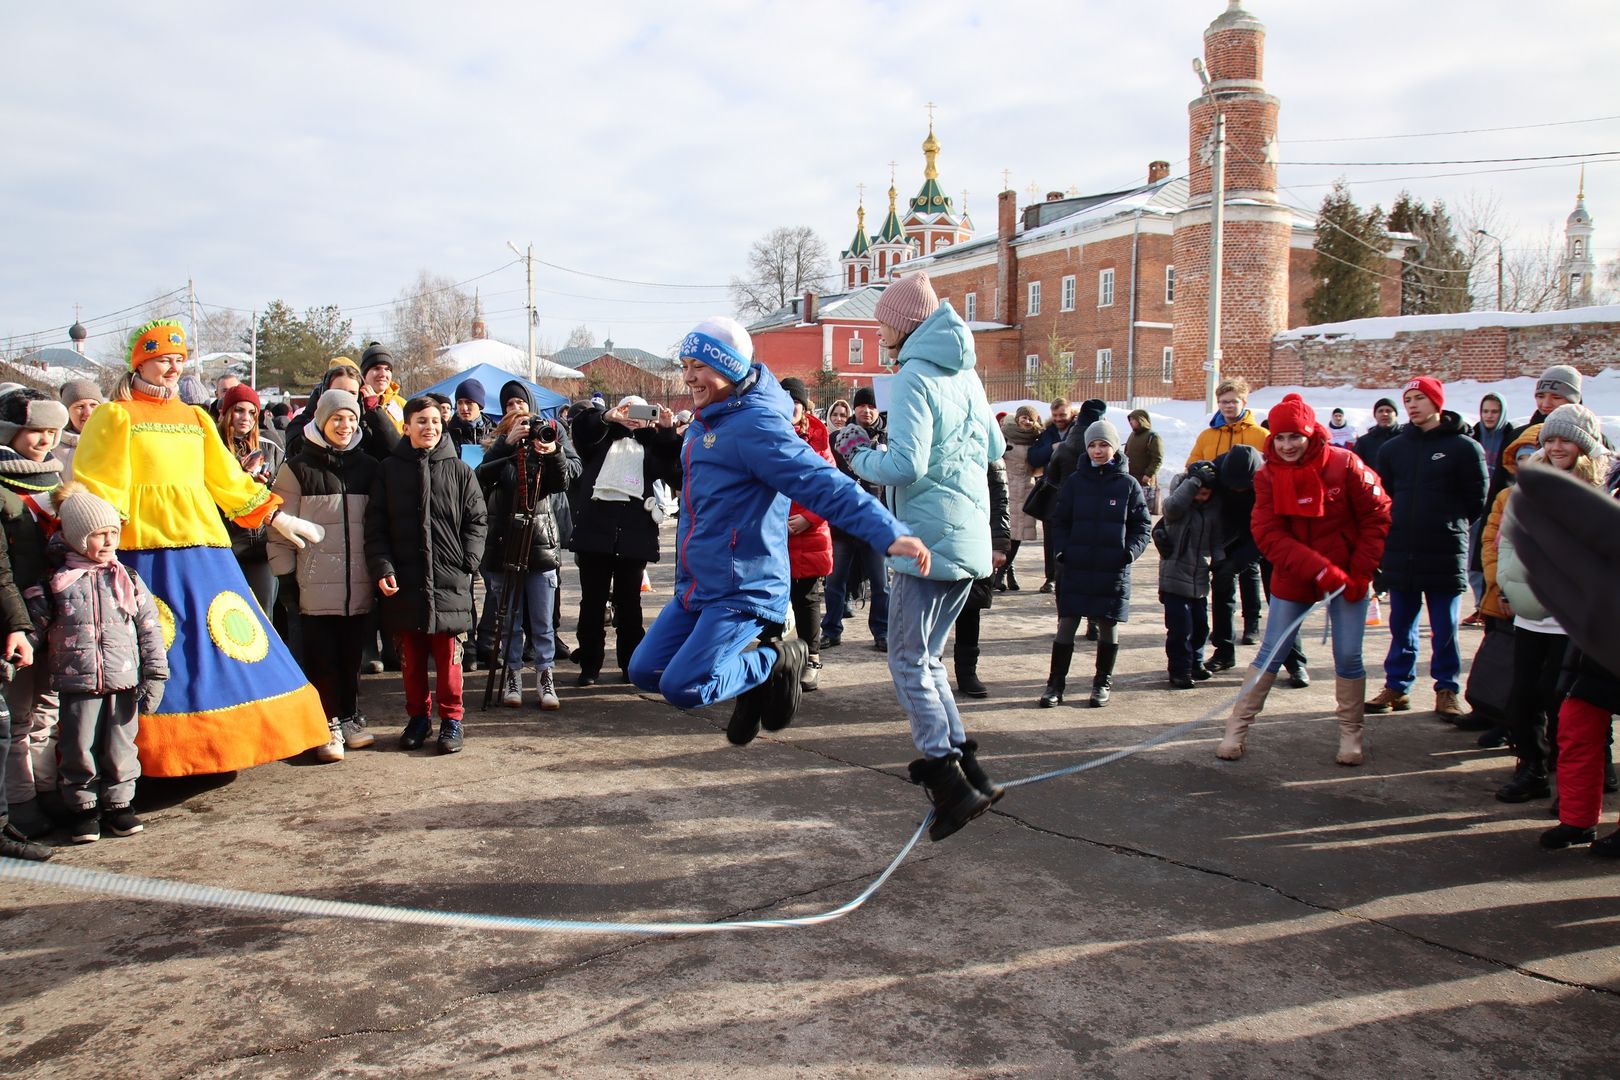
[1335,675,1367,766]
[1217,670,1277,760]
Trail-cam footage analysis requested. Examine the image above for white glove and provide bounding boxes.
[270,511,325,550]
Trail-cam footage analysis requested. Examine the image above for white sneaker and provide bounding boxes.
[339,716,374,749]
[538,668,560,711]
[502,670,523,708]
[314,722,345,763]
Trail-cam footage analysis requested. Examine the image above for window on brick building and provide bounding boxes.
[849,336,864,366]
[1165,266,1175,304]
[1024,354,1039,387]
[1161,346,1174,383]
[1028,281,1041,316]
[1059,351,1074,376]
[1096,348,1113,381]
[965,292,977,322]
[1061,275,1076,311]
[1098,269,1115,308]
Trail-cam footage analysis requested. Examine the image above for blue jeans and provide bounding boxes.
[628,601,773,710]
[822,536,888,643]
[1163,594,1209,676]
[1253,593,1370,679]
[1383,588,1462,693]
[886,574,972,758]
[489,569,557,671]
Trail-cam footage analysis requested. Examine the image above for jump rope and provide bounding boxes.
[0,596,1338,936]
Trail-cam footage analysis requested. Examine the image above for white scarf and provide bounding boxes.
[593,437,645,502]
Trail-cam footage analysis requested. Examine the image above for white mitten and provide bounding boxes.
[270,512,325,550]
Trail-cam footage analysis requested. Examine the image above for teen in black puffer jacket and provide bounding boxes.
[1375,409,1488,596]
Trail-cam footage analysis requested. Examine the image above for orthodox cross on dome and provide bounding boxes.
[1001,168,1011,191]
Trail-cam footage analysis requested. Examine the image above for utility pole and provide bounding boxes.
[508,241,537,381]
[188,277,199,354]
[1193,58,1225,414]
[250,309,258,389]
[1476,229,1505,311]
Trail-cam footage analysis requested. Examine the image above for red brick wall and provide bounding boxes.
[1172,216,1292,398]
[1268,319,1620,388]
[751,322,886,383]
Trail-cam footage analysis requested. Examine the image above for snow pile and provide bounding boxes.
[1276,304,1620,343]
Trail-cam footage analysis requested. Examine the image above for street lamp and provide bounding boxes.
[1475,229,1504,312]
[507,240,537,381]
[1193,57,1225,415]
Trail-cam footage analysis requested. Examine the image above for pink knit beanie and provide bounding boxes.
[874,272,940,337]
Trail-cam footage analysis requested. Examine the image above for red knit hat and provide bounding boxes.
[1265,393,1317,437]
[874,272,940,336]
[220,383,262,416]
[1403,376,1445,411]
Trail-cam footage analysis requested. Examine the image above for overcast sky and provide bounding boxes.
[4,0,1616,367]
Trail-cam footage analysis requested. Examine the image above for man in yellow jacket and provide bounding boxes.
[1187,376,1269,466]
[360,342,406,433]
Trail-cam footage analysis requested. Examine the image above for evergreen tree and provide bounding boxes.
[1304,181,1390,324]
[1388,192,1473,314]
[254,300,355,389]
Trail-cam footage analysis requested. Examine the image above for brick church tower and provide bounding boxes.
[1171,2,1291,400]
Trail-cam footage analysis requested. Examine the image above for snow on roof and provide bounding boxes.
[1276,303,1620,343]
[966,320,1013,332]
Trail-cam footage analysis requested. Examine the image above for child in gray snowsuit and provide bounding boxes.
[25,485,167,843]
[1159,461,1223,688]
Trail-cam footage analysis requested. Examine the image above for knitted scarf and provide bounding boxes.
[1267,436,1329,518]
[53,550,139,616]
[1001,415,1040,447]
[0,445,63,496]
[132,374,176,400]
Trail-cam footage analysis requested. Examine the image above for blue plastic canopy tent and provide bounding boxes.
[416,362,570,419]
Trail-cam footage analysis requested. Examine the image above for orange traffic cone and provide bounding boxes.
[641,570,653,594]
[1365,595,1383,627]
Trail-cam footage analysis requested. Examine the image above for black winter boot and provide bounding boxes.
[1040,642,1073,708]
[955,650,988,698]
[908,754,991,841]
[1540,823,1596,849]
[1004,564,1021,592]
[955,739,1004,804]
[760,639,808,732]
[1496,761,1551,803]
[0,817,53,861]
[991,567,1007,592]
[1090,643,1119,708]
[1207,648,1236,672]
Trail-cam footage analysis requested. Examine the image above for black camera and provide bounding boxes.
[528,418,559,445]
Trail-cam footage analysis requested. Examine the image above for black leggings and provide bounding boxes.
[301,614,368,719]
[1056,616,1117,646]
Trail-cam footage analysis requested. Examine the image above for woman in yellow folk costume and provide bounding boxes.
[72,320,331,776]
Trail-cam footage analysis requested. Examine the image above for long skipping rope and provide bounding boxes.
[0,596,1338,936]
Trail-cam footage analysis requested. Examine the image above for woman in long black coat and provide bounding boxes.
[1040,419,1151,709]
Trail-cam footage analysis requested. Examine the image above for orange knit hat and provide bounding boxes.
[129,320,188,369]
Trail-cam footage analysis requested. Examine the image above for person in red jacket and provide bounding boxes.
[781,379,833,692]
[1217,394,1392,766]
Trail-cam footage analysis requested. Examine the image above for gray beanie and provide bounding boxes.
[1084,419,1121,452]
[59,379,103,407]
[57,485,123,555]
[314,389,361,433]
[1539,403,1602,458]
[1537,364,1583,404]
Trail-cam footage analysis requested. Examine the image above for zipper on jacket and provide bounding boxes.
[339,452,352,617]
[678,421,705,609]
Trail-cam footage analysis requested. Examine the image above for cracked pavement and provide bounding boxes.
[3,544,1617,1078]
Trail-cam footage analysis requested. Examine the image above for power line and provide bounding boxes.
[1277,151,1619,167]
[1287,113,1620,144]
[1284,156,1619,189]
[2,285,189,346]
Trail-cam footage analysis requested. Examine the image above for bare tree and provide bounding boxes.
[730,226,834,321]
[1455,193,1564,313]
[565,324,596,350]
[389,270,477,392]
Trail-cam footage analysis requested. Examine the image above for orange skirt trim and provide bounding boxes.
[135,682,329,778]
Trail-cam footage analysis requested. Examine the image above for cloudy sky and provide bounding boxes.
[4,0,1616,368]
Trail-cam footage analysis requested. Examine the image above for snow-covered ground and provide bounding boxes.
[996,367,1620,487]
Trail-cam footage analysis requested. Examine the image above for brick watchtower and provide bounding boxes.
[1171,1,1292,399]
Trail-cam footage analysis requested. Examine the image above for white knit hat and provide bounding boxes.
[57,483,123,555]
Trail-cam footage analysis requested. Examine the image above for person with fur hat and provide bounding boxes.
[1187,377,1269,467]
[215,383,285,613]
[55,378,103,481]
[1039,418,1151,709]
[359,342,405,432]
[1367,376,1489,718]
[0,387,70,837]
[24,483,167,843]
[268,390,383,762]
[832,273,1009,840]
[629,316,930,804]
[70,320,331,777]
[1491,404,1613,807]
[1218,394,1392,765]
